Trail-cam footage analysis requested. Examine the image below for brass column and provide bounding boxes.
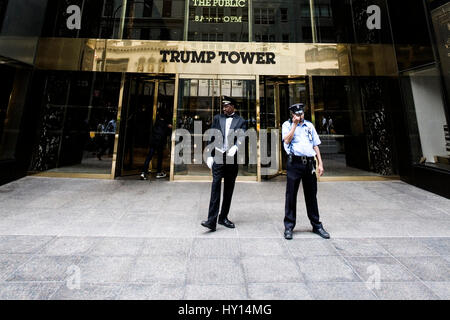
[256,75,261,182]
[309,0,317,43]
[111,72,127,179]
[170,74,180,182]
[118,0,128,39]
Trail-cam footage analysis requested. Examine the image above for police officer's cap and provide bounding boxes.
[289,103,305,115]
[222,96,237,107]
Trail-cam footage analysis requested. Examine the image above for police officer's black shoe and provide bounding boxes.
[201,220,216,232]
[313,227,330,239]
[284,229,293,240]
[218,218,235,229]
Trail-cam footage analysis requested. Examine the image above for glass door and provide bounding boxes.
[117,74,175,178]
[173,75,257,180]
[260,77,309,178]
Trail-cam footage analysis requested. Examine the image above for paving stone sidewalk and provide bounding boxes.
[0,176,449,300]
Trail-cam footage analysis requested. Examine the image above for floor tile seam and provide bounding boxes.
[303,279,446,300]
[181,236,195,300]
[2,236,60,283]
[46,282,67,300]
[419,239,450,257]
[92,209,130,233]
[382,249,443,299]
[337,254,379,299]
[115,254,142,301]
[280,236,308,284]
[0,280,66,284]
[304,280,375,300]
[236,232,251,300]
[37,235,100,256]
[6,254,85,283]
[337,254,439,259]
[331,242,379,299]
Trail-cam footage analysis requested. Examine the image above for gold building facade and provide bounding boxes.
[1,0,449,195]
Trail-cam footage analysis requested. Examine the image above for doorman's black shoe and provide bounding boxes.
[313,227,330,239]
[284,229,293,240]
[218,218,235,229]
[201,220,216,232]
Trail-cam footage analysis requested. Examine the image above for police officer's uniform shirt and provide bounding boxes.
[282,120,321,157]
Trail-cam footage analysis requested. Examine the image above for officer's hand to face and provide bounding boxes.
[292,114,301,125]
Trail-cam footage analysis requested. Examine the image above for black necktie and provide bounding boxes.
[226,114,234,119]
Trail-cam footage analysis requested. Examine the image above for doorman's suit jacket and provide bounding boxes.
[207,113,247,159]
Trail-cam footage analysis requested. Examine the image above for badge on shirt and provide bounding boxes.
[307,128,313,142]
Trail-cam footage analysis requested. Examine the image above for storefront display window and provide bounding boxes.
[402,67,450,171]
[0,65,27,161]
[29,71,122,175]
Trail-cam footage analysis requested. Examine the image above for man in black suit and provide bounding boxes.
[201,96,247,232]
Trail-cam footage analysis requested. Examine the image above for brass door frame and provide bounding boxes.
[172,74,259,182]
[262,78,309,178]
[116,74,175,178]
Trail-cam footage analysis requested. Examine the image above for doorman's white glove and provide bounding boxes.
[227,145,238,157]
[207,157,214,169]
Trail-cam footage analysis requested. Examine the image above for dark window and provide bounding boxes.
[143,3,152,17]
[141,28,150,39]
[188,32,196,41]
[218,7,224,20]
[268,9,275,24]
[189,6,196,20]
[160,28,170,40]
[103,0,114,17]
[254,8,261,24]
[242,8,248,22]
[162,0,172,18]
[302,26,312,42]
[301,6,310,17]
[0,65,18,161]
[254,8,275,25]
[320,5,331,17]
[282,33,289,43]
[280,8,288,22]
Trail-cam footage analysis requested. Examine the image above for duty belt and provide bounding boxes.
[291,155,315,165]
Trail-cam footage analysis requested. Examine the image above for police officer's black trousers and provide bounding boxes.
[207,159,239,224]
[284,160,323,231]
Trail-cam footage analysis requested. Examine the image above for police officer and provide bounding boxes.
[282,103,330,240]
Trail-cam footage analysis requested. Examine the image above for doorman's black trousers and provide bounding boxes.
[207,158,239,223]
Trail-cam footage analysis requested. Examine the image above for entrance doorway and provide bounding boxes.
[116,74,175,179]
[173,75,257,180]
[260,76,310,177]
[261,76,398,179]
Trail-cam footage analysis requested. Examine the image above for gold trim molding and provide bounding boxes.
[28,172,112,180]
[34,38,398,77]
